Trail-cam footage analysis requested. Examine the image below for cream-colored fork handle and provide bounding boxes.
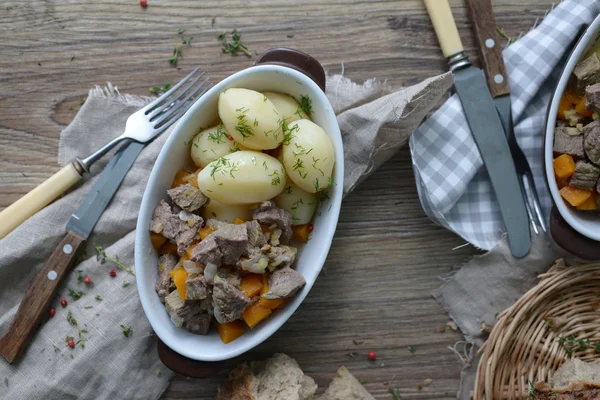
[423,0,464,58]
[0,162,82,239]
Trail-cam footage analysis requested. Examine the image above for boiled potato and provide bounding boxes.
[202,199,254,223]
[263,92,309,123]
[190,124,248,168]
[282,119,335,193]
[197,151,286,204]
[218,88,283,150]
[274,180,317,225]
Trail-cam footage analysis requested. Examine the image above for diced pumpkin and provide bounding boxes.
[242,302,272,329]
[150,232,167,249]
[560,186,592,207]
[292,224,310,243]
[169,268,188,300]
[240,274,263,298]
[159,242,178,255]
[576,96,594,118]
[217,321,246,344]
[234,218,245,225]
[557,94,574,120]
[171,170,192,189]
[553,154,576,178]
[565,89,582,104]
[199,225,216,240]
[182,167,202,189]
[259,297,284,309]
[577,192,597,210]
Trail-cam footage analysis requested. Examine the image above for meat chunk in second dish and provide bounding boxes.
[252,201,293,243]
[570,160,600,189]
[584,121,600,166]
[155,253,178,302]
[554,127,584,158]
[185,275,209,300]
[574,52,600,94]
[213,274,251,323]
[184,312,212,335]
[165,290,203,327]
[586,82,600,113]
[263,267,306,300]
[191,223,248,266]
[150,200,203,255]
[167,184,207,213]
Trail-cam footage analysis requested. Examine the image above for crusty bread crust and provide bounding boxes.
[532,381,600,399]
[317,366,375,400]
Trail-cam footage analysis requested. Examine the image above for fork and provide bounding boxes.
[0,68,211,239]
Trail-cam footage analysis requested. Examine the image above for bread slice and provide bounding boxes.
[316,366,375,400]
[216,353,317,400]
[530,358,600,399]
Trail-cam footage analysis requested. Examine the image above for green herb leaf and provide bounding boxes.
[84,306,93,310]
[346,352,357,359]
[358,378,367,384]
[496,26,516,44]
[389,388,402,400]
[176,28,185,34]
[155,369,161,376]
[17,51,23,55]
[95,295,103,301]
[218,29,252,57]
[122,282,131,288]
[287,34,294,38]
[69,56,75,62]
[68,289,85,301]
[407,345,416,353]
[3,377,7,387]
[352,339,364,346]
[94,244,135,275]
[528,379,536,397]
[149,83,172,95]
[75,270,84,284]
[299,95,312,115]
[121,325,132,338]
[183,36,193,46]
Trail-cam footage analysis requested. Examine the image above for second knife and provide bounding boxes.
[423,0,531,257]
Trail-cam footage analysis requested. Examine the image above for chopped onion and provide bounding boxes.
[239,255,269,273]
[204,262,218,283]
[178,210,196,221]
[183,260,203,275]
[213,306,224,323]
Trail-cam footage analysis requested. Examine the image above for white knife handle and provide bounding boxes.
[0,162,83,239]
[423,0,464,58]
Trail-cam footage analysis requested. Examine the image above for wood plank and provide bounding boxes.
[0,0,555,398]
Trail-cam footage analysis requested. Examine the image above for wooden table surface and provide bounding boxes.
[0,0,554,398]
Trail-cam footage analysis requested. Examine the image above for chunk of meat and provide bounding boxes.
[150,200,203,255]
[213,274,251,323]
[155,254,178,302]
[263,267,306,300]
[584,120,600,165]
[184,312,212,335]
[165,291,202,326]
[267,245,297,269]
[245,220,266,249]
[586,82,600,113]
[573,52,600,94]
[185,275,209,300]
[570,160,600,189]
[554,127,585,157]
[252,201,293,243]
[191,223,248,266]
[167,184,207,213]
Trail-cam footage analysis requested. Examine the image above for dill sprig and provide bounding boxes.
[68,289,85,301]
[496,26,516,44]
[149,83,171,95]
[207,125,227,144]
[168,43,183,66]
[218,29,252,57]
[299,95,312,115]
[235,108,254,138]
[95,245,135,276]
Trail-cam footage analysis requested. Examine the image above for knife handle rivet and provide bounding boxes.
[48,270,57,281]
[63,244,73,254]
[485,38,495,48]
[494,74,504,84]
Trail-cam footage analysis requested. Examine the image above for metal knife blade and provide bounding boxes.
[453,66,531,257]
[66,140,144,239]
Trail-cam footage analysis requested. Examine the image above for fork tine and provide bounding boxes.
[153,82,213,130]
[521,177,539,235]
[143,68,202,112]
[523,171,547,232]
[148,74,207,119]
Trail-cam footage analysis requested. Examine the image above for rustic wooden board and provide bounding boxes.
[0,0,554,398]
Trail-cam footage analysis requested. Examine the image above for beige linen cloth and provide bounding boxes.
[0,72,453,399]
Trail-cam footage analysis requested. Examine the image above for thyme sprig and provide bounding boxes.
[67,311,87,348]
[218,30,252,57]
[95,245,135,276]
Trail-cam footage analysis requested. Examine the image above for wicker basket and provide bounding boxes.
[473,261,600,399]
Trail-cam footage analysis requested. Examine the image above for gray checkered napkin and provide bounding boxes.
[409,0,599,250]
